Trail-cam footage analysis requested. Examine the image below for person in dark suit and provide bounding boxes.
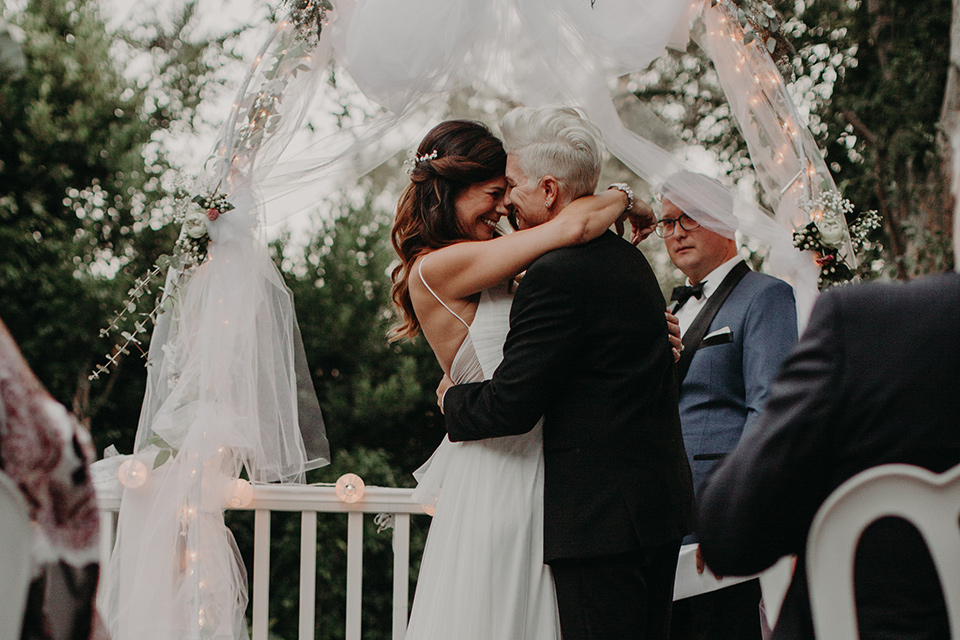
[697,269,960,640]
[439,106,695,640]
[659,171,798,640]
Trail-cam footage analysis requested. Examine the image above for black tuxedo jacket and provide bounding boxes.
[698,271,960,640]
[444,231,695,563]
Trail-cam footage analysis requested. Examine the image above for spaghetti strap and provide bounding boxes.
[418,258,470,329]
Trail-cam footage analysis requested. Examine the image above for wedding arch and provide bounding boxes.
[95,1,862,638]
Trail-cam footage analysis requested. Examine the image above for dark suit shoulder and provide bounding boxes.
[822,271,960,317]
[525,231,643,280]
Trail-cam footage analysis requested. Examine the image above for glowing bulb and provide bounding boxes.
[118,459,148,489]
[223,478,254,508]
[335,473,365,504]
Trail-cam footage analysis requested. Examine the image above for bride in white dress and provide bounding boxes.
[389,120,644,639]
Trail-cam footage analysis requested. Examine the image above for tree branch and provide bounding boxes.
[843,109,908,278]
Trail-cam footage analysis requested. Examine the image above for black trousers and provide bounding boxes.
[669,578,763,640]
[550,540,682,640]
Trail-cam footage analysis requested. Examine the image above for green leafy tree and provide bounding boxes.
[629,0,955,276]
[0,0,238,451]
[275,190,446,477]
[790,0,954,275]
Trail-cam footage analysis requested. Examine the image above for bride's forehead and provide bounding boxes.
[467,176,507,193]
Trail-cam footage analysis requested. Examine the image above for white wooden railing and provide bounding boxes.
[97,482,427,640]
[97,482,767,640]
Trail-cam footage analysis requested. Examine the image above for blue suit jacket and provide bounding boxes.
[679,267,797,541]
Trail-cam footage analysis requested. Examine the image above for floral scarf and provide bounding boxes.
[0,319,108,640]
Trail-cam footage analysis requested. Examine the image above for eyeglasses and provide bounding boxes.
[655,213,701,238]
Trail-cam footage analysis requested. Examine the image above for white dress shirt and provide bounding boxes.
[674,257,744,337]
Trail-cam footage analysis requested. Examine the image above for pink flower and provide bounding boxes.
[206,208,220,222]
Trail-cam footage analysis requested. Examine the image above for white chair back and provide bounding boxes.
[0,469,32,637]
[806,463,960,640]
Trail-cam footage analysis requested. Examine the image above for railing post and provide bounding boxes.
[98,509,114,572]
[96,483,425,640]
[345,511,363,640]
[252,509,271,640]
[299,511,318,640]
[392,513,410,640]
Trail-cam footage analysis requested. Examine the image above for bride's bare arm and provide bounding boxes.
[420,189,650,300]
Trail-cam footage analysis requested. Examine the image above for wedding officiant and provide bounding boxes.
[660,171,798,640]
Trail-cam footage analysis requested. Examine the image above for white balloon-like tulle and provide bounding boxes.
[255,0,827,326]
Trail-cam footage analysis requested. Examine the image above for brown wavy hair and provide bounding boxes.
[389,120,507,342]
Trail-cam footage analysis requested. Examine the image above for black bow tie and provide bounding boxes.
[671,281,706,310]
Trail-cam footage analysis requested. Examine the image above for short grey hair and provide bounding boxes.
[500,106,604,199]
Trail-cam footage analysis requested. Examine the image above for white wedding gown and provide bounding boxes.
[405,277,561,640]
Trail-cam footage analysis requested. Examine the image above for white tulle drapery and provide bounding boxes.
[95,0,853,636]
[96,18,330,640]
[242,0,842,327]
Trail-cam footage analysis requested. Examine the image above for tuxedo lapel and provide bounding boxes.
[676,260,750,384]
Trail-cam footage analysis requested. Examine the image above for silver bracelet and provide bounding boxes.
[607,183,634,212]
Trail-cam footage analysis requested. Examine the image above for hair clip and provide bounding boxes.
[416,150,439,163]
[403,149,439,176]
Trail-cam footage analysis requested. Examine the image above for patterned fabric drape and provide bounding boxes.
[0,317,107,640]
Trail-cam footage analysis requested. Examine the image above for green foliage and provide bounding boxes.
[275,192,446,477]
[628,50,753,182]
[630,0,955,277]
[0,0,238,446]
[787,0,954,275]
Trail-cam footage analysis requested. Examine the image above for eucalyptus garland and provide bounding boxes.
[712,0,797,81]
[90,188,235,380]
[280,0,332,42]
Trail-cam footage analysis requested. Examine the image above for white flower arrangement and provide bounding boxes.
[793,191,882,289]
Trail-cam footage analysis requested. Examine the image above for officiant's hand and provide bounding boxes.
[619,199,656,245]
[436,374,454,414]
[665,311,682,362]
[695,544,723,578]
